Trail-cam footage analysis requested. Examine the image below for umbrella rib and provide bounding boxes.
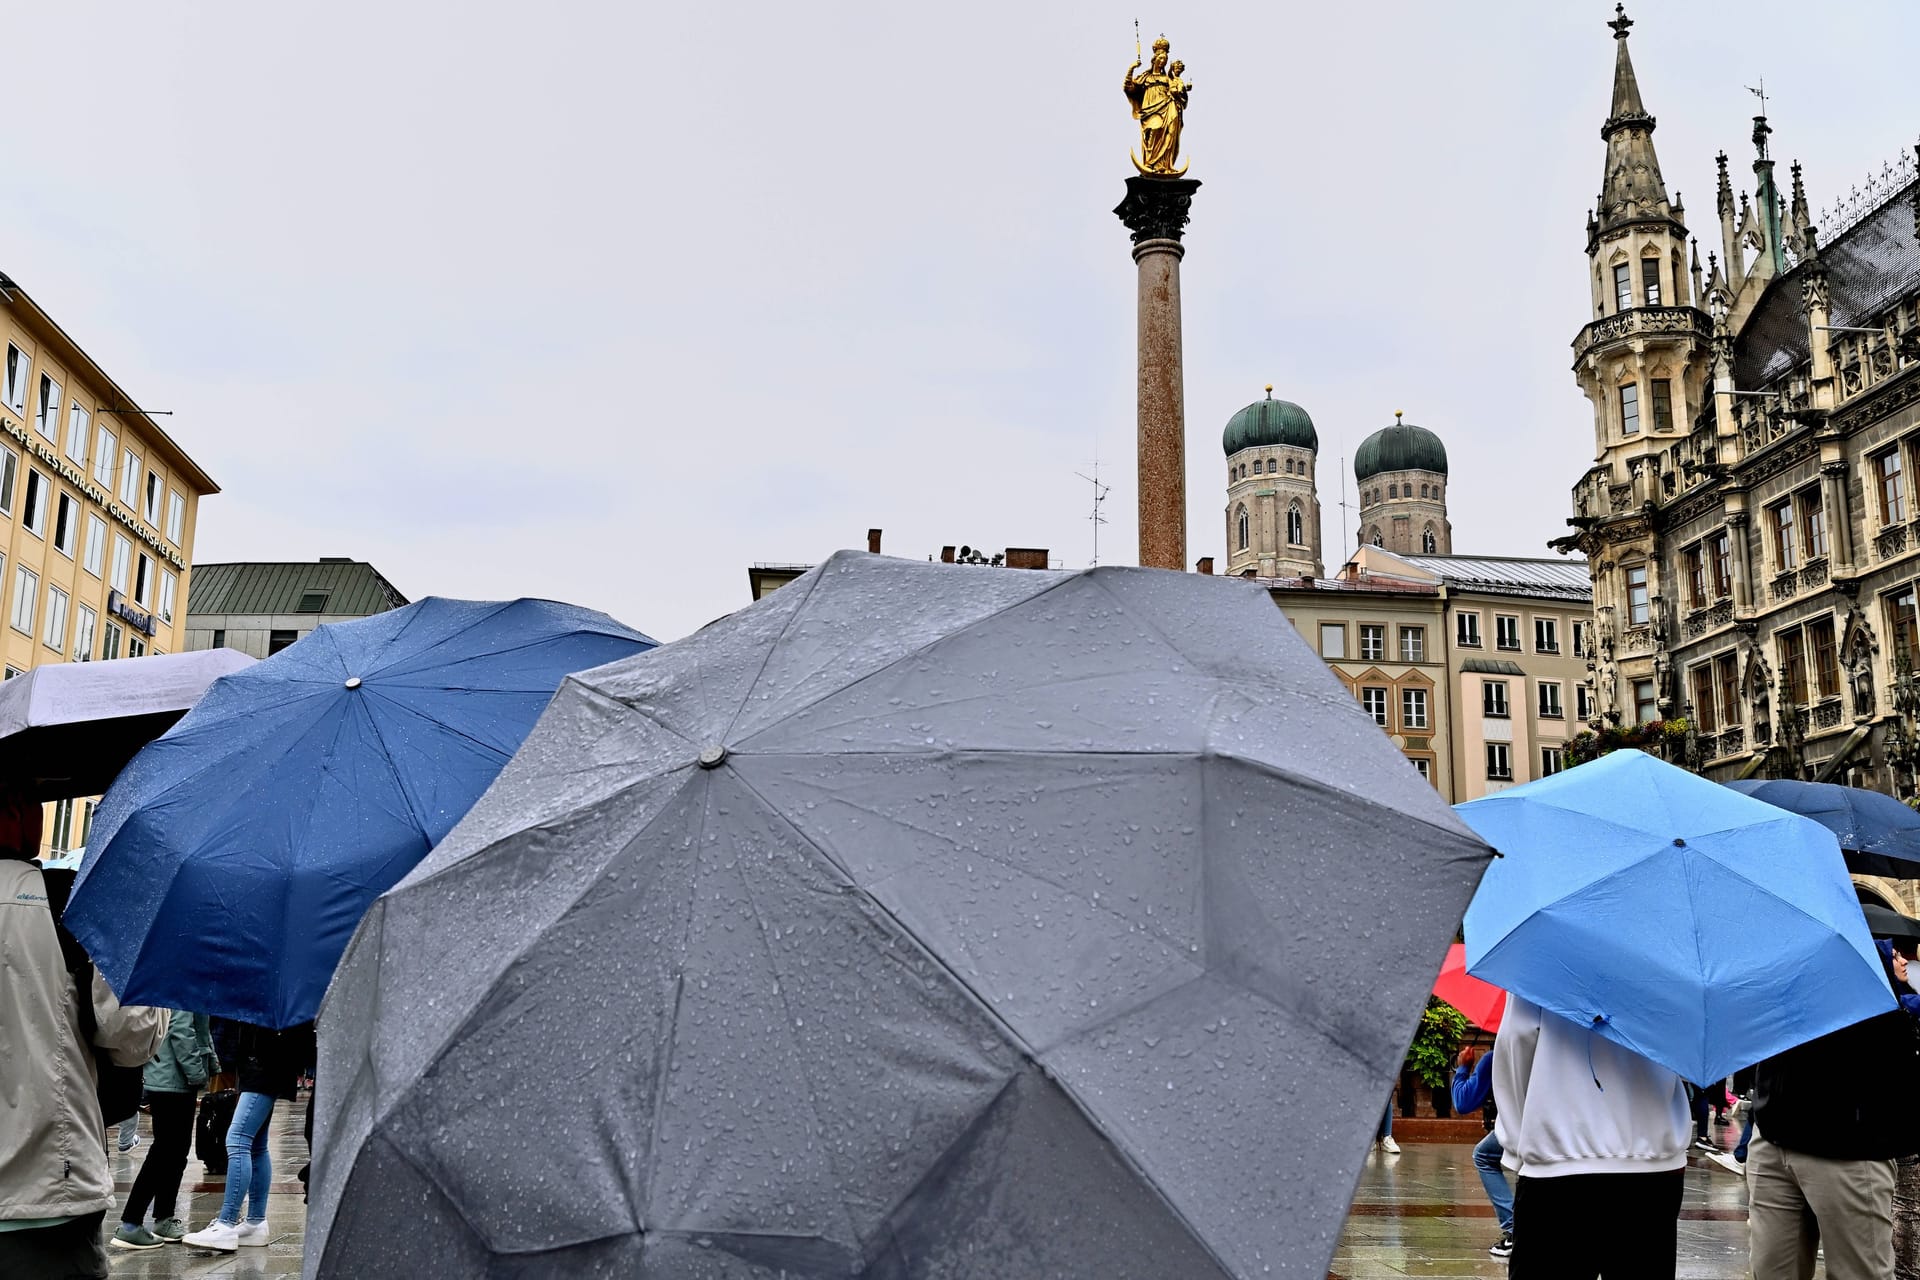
[354,600,517,680]
[722,569,1083,749]
[357,686,517,780]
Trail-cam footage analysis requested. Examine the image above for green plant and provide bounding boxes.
[1404,997,1470,1090]
[1563,717,1693,767]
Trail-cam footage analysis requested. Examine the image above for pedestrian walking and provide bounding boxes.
[1375,1096,1400,1155]
[109,1010,218,1250]
[1453,1045,1513,1258]
[0,784,167,1280]
[181,1020,315,1253]
[1492,993,1691,1279]
[1748,939,1920,1280]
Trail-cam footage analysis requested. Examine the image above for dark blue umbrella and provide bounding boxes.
[1725,778,1920,879]
[1460,750,1894,1084]
[67,597,654,1028]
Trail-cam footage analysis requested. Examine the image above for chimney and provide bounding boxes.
[1004,547,1049,571]
[867,528,882,554]
[1301,574,1314,586]
[1195,556,1214,575]
[940,545,956,564]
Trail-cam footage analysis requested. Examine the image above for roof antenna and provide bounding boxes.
[1075,447,1111,567]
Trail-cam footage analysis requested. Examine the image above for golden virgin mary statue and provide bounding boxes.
[1123,37,1191,176]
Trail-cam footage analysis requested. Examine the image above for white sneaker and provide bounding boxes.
[1380,1135,1401,1154]
[1704,1150,1746,1176]
[181,1221,239,1252]
[236,1218,271,1246]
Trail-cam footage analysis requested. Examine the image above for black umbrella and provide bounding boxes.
[306,554,1492,1279]
[1863,902,1920,943]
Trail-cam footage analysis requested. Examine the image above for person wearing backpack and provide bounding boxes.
[0,785,166,1280]
[108,1011,218,1250]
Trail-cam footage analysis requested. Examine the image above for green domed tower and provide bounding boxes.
[1354,413,1452,555]
[1222,387,1323,578]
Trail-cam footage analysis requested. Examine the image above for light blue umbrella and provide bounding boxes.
[1460,749,1894,1083]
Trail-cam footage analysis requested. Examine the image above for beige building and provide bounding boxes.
[0,272,218,854]
[1265,548,1594,803]
[1557,10,1920,809]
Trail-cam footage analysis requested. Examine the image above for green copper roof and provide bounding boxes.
[1222,393,1317,456]
[1354,419,1448,481]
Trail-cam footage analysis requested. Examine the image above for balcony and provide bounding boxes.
[1572,306,1712,363]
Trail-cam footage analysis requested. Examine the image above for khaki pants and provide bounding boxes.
[1749,1134,1895,1280]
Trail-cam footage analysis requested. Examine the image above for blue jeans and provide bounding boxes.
[218,1092,275,1225]
[1734,1112,1754,1162]
[1473,1129,1516,1233]
[1378,1105,1392,1140]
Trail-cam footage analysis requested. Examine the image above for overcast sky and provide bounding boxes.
[4,2,1915,639]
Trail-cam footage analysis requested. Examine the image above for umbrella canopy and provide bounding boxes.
[1460,750,1894,1084]
[0,648,255,799]
[1863,902,1920,943]
[307,552,1492,1280]
[66,597,654,1028]
[1434,942,1506,1032]
[1725,777,1920,879]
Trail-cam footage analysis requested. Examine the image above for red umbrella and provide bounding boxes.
[1434,942,1507,1032]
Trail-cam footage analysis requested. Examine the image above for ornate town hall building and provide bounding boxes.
[1558,8,1920,793]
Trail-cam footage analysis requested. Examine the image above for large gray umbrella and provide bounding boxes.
[308,553,1490,1279]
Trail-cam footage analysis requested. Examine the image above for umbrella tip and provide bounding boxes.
[345,677,362,690]
[1673,837,1685,847]
[697,744,728,770]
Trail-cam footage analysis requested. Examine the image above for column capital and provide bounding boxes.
[1114,175,1203,245]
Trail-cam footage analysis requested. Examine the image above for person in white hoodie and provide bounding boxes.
[1492,993,1692,1278]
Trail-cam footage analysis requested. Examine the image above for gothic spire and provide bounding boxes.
[1605,6,1651,126]
[1595,6,1676,238]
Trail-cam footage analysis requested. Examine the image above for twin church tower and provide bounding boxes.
[1221,393,1454,578]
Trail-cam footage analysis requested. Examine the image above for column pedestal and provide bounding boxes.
[1115,175,1201,571]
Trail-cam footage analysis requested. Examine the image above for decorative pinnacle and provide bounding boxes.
[1264,384,1273,397]
[1608,4,1632,38]
[1394,410,1404,423]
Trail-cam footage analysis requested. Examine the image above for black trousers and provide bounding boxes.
[122,1090,198,1223]
[0,1210,107,1279]
[1510,1168,1684,1279]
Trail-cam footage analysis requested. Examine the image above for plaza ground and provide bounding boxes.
[103,1100,1780,1278]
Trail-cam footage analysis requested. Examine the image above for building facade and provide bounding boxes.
[0,275,215,675]
[1267,549,1593,803]
[182,559,408,658]
[1557,8,1920,822]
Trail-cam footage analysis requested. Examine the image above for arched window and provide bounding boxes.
[1266,458,1277,474]
[1419,484,1429,498]
[1422,528,1437,554]
[1389,483,1398,499]
[1369,527,1384,548]
[1286,503,1303,545]
[1236,505,1249,551]
[1285,458,1294,474]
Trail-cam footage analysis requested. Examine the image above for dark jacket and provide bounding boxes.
[1754,949,1920,1161]
[233,1021,316,1099]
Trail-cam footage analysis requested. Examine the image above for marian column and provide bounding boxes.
[1115,35,1200,572]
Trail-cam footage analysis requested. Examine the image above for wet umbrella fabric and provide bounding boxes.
[1433,942,1506,1033]
[66,597,654,1029]
[0,647,255,799]
[1725,777,1920,879]
[307,553,1493,1280]
[1460,749,1894,1085]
